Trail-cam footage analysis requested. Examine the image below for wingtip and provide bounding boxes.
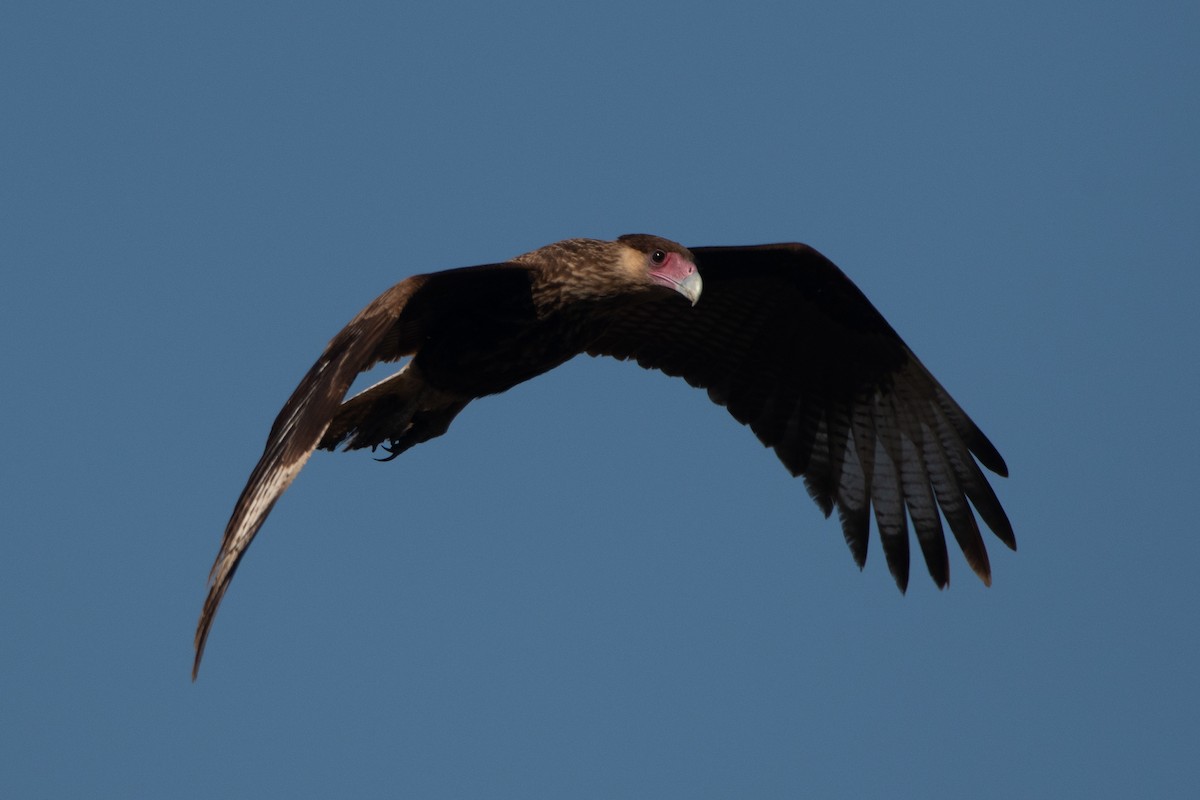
[192,621,210,681]
[192,631,207,681]
[970,427,1009,478]
[191,576,226,681]
[970,555,994,588]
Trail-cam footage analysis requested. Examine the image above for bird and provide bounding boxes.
[193,234,1013,678]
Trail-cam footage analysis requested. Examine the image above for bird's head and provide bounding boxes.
[616,234,703,306]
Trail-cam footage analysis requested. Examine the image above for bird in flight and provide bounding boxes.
[193,234,1013,678]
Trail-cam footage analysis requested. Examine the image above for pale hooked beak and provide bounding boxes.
[674,268,703,306]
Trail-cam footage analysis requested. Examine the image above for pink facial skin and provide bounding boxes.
[649,251,703,306]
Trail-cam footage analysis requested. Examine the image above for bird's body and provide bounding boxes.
[194,234,1013,678]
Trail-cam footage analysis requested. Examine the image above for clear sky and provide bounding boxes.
[3,1,1197,797]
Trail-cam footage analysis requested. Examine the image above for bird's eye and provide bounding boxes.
[651,249,666,264]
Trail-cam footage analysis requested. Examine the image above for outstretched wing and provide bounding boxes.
[192,277,424,677]
[586,243,1013,591]
[193,263,534,677]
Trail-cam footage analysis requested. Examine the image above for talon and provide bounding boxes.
[374,439,402,462]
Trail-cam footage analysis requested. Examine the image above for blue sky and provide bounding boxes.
[3,1,1197,796]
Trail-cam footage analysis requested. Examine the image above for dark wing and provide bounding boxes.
[586,243,1013,591]
[193,263,533,678]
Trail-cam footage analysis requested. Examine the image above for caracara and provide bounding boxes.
[193,234,1013,677]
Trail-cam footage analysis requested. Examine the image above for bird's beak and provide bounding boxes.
[675,268,703,306]
[651,254,703,306]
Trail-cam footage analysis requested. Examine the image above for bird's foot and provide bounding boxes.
[372,439,404,462]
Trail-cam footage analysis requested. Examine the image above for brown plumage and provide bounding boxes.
[193,234,1013,678]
